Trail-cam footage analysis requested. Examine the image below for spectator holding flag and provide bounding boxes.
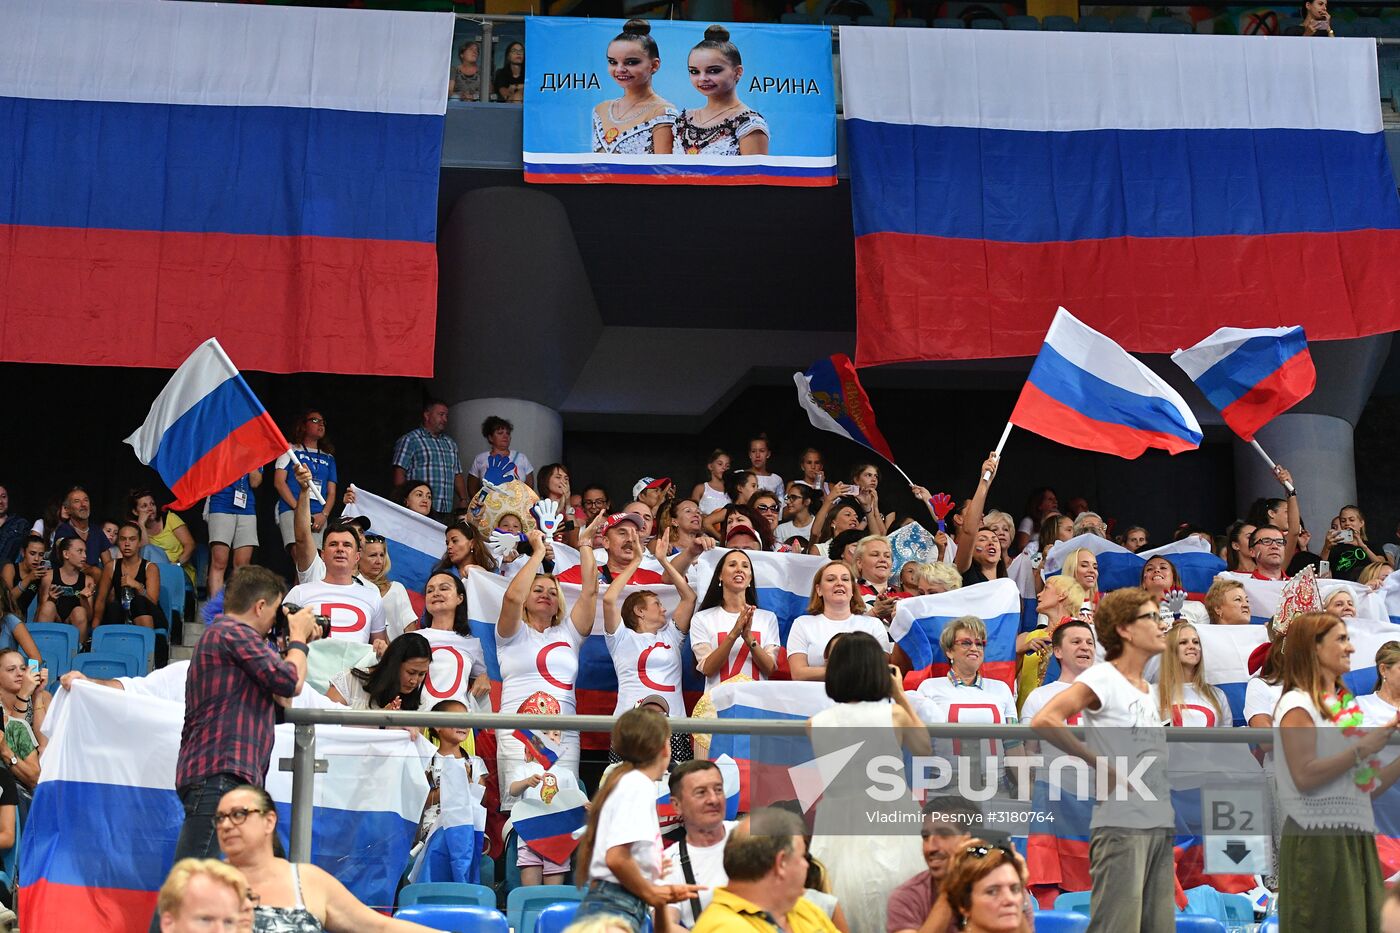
[786,561,890,680]
[509,724,583,886]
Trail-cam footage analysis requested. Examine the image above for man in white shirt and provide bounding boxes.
[663,760,740,928]
[285,523,387,652]
[1019,619,1096,725]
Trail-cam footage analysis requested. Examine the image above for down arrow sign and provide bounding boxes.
[1223,840,1252,865]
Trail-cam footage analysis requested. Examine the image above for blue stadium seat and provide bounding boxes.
[1054,890,1092,915]
[72,650,138,679]
[970,18,1004,28]
[1175,916,1226,932]
[0,803,20,892]
[893,17,927,26]
[1042,15,1076,30]
[533,902,579,933]
[24,623,78,678]
[393,904,507,932]
[399,882,496,908]
[507,885,584,933]
[856,14,885,25]
[1351,16,1384,36]
[932,17,964,28]
[1114,15,1150,32]
[1153,17,1192,33]
[1035,911,1090,933]
[144,544,183,645]
[1007,15,1040,29]
[780,12,814,23]
[1220,893,1253,928]
[92,624,154,676]
[1259,918,1279,933]
[1077,15,1111,31]
[478,855,496,890]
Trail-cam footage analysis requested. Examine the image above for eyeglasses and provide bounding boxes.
[1134,612,1160,623]
[213,807,266,827]
[952,638,987,649]
[754,504,780,513]
[1254,537,1285,547]
[306,417,325,425]
[583,498,608,507]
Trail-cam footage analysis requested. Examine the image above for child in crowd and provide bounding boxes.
[509,726,582,886]
[417,699,486,845]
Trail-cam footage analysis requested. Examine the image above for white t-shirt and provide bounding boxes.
[118,660,190,701]
[785,613,891,668]
[418,627,488,709]
[916,674,1018,762]
[688,606,781,693]
[755,473,785,500]
[606,621,686,716]
[381,582,418,641]
[329,667,378,709]
[1358,692,1400,727]
[1077,662,1173,830]
[661,821,739,928]
[1163,682,1232,728]
[296,553,325,585]
[589,769,664,885]
[1274,689,1375,831]
[496,621,584,718]
[515,760,582,803]
[469,449,533,482]
[1243,677,1283,724]
[1020,679,1085,789]
[284,578,386,644]
[775,519,813,543]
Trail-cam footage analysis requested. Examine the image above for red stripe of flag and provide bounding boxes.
[1011,381,1199,458]
[168,411,287,511]
[1218,347,1317,441]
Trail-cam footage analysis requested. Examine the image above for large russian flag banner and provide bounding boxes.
[23,683,429,931]
[839,29,1400,365]
[0,0,452,376]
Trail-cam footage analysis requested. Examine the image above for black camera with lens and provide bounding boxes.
[271,602,331,644]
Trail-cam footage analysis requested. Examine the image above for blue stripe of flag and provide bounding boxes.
[900,611,1021,671]
[1191,328,1309,411]
[148,375,266,483]
[1028,344,1203,446]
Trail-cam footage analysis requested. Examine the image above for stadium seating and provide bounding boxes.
[970,18,1004,28]
[780,11,814,23]
[1260,918,1279,932]
[1035,912,1090,933]
[393,904,509,932]
[1153,18,1192,33]
[1041,15,1077,31]
[1175,916,1227,932]
[893,17,927,26]
[1077,15,1111,32]
[856,15,885,25]
[1221,893,1254,928]
[1007,15,1040,30]
[24,623,78,683]
[92,624,154,677]
[398,882,496,908]
[1113,15,1150,32]
[507,885,584,933]
[72,651,138,680]
[533,902,579,933]
[932,17,964,28]
[1054,890,1092,914]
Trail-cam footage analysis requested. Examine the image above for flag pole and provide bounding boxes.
[983,422,1014,482]
[286,447,327,505]
[1247,438,1295,495]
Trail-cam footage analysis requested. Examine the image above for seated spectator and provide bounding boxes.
[1061,547,1100,607]
[623,500,657,544]
[1323,588,1357,619]
[824,528,866,567]
[1016,576,1087,702]
[1284,0,1334,34]
[1121,525,1148,552]
[435,519,499,580]
[130,489,196,586]
[1139,555,1208,625]
[787,561,890,680]
[1019,619,1096,726]
[777,483,816,544]
[393,480,434,518]
[93,522,161,629]
[915,616,1017,781]
[3,535,52,623]
[854,535,906,623]
[907,561,961,596]
[1361,561,1391,588]
[359,535,417,641]
[1225,520,1257,573]
[156,858,248,933]
[1250,525,1291,581]
[662,760,739,928]
[1013,487,1058,556]
[0,486,29,569]
[690,549,779,691]
[692,807,837,933]
[633,477,674,514]
[703,471,759,538]
[205,471,261,597]
[1157,622,1231,727]
[724,524,761,552]
[468,415,534,499]
[1322,505,1388,581]
[806,489,865,558]
[0,648,48,790]
[494,41,525,103]
[272,410,338,553]
[747,491,783,548]
[539,463,586,545]
[940,839,1031,933]
[48,535,95,643]
[1204,577,1251,625]
[451,39,482,101]
[657,498,705,557]
[326,632,431,710]
[215,784,436,932]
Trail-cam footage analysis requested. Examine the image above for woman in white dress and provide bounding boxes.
[592,19,676,155]
[674,26,768,156]
[807,631,929,933]
[1157,622,1231,727]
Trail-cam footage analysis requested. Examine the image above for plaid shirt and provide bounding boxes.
[175,615,299,790]
[392,427,462,513]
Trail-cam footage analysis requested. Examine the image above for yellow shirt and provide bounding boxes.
[692,887,839,933]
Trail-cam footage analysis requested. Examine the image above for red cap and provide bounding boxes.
[725,525,761,544]
[603,512,645,533]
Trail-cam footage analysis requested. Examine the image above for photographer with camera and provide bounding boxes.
[153,565,320,932]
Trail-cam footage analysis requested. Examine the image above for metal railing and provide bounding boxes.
[281,706,1400,862]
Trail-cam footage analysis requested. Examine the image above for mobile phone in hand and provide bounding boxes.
[26,658,39,674]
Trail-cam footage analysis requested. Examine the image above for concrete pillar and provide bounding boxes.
[1233,413,1356,535]
[448,397,563,479]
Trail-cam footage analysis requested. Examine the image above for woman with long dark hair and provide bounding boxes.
[408,571,489,708]
[675,26,767,155]
[689,549,779,691]
[326,632,432,710]
[493,40,525,102]
[272,409,337,553]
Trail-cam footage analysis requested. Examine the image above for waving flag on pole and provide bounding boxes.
[794,354,896,463]
[1010,308,1203,459]
[1171,326,1315,442]
[124,338,290,510]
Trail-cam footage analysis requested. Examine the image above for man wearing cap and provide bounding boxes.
[634,477,675,512]
[724,526,762,552]
[557,513,665,585]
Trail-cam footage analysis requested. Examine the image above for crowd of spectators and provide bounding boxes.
[9,398,1400,933]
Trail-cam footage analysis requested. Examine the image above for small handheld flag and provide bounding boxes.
[513,728,560,768]
[124,338,290,510]
[795,353,912,484]
[1170,326,1315,443]
[1010,308,1203,459]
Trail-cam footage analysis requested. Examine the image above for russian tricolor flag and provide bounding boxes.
[890,579,1023,690]
[0,0,451,377]
[508,787,589,865]
[514,728,561,768]
[124,339,291,510]
[1009,308,1203,459]
[794,354,897,464]
[1172,326,1316,442]
[839,29,1400,366]
[342,484,446,616]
